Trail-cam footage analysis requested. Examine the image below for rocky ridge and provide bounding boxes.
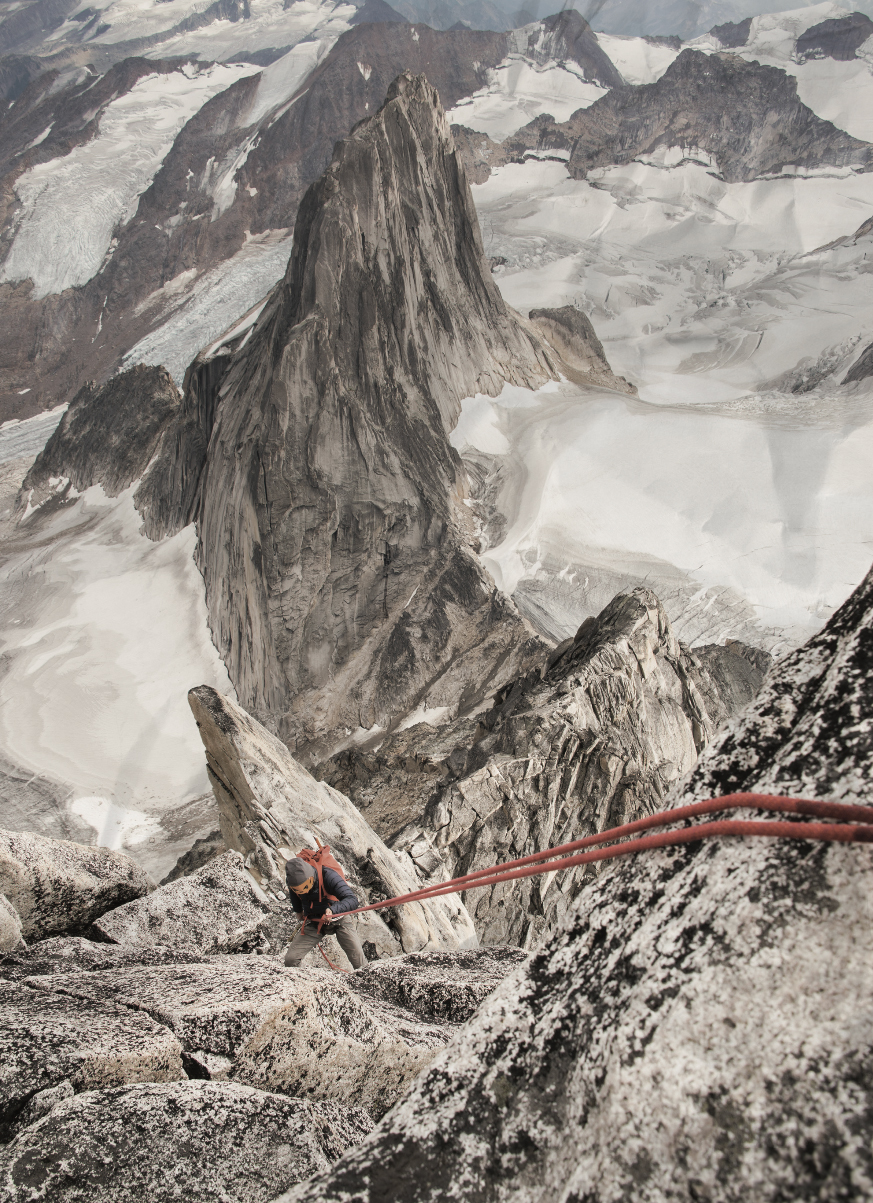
[187,685,478,961]
[319,587,771,945]
[456,47,873,185]
[280,557,873,1203]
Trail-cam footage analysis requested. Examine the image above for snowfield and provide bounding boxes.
[0,483,234,878]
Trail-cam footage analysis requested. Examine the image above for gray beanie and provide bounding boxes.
[285,857,315,888]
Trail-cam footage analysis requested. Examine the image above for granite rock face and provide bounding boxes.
[680,561,873,804]
[0,828,154,942]
[508,11,623,88]
[0,980,183,1136]
[280,570,873,1203]
[0,895,22,954]
[159,829,226,884]
[91,849,280,955]
[229,965,454,1120]
[796,11,873,61]
[188,685,477,959]
[140,72,560,760]
[19,365,180,511]
[0,1080,374,1203]
[320,588,771,946]
[0,936,206,983]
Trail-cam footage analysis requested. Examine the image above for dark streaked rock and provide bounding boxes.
[709,16,751,47]
[0,1080,374,1201]
[529,305,635,392]
[796,11,873,62]
[487,49,873,185]
[319,587,770,946]
[279,569,873,1203]
[144,73,558,759]
[19,365,180,510]
[159,830,225,885]
[842,339,873,385]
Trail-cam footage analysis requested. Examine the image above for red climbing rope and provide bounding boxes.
[341,793,873,920]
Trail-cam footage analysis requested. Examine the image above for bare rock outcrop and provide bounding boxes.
[679,561,873,804]
[796,11,873,62]
[0,980,184,1138]
[279,569,873,1203]
[349,947,528,1024]
[91,849,283,955]
[0,1081,374,1203]
[159,829,225,884]
[230,964,452,1119]
[0,895,22,954]
[321,587,771,946]
[528,305,636,393]
[0,828,154,942]
[139,72,561,761]
[466,49,873,185]
[24,958,337,1063]
[188,685,478,958]
[0,936,206,983]
[19,364,180,511]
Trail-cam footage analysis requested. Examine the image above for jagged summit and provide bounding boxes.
[462,46,873,184]
[137,72,562,759]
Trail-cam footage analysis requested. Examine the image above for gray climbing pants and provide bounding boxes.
[283,919,367,970]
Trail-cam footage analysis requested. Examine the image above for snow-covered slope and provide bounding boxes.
[1,3,872,873]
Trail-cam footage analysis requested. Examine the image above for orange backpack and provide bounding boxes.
[297,841,347,913]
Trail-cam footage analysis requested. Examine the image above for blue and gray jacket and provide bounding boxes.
[287,865,359,922]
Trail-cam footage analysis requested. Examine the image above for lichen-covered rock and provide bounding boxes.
[681,561,873,803]
[322,588,770,946]
[189,686,478,959]
[280,836,873,1203]
[0,1080,374,1202]
[24,958,328,1059]
[230,966,450,1120]
[91,850,278,954]
[0,936,206,984]
[0,895,22,954]
[277,566,873,1203]
[0,829,154,942]
[0,981,183,1136]
[349,948,529,1025]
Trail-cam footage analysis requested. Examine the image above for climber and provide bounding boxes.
[283,856,368,970]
